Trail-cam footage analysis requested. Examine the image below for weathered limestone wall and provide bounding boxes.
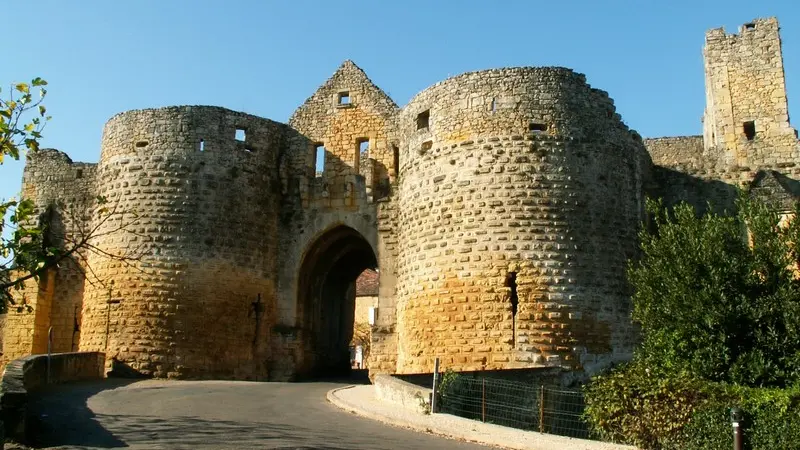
[392,68,649,374]
[2,150,96,366]
[275,61,390,378]
[703,17,798,164]
[78,106,294,379]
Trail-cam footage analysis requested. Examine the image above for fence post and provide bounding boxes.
[482,378,486,422]
[538,385,545,433]
[431,357,440,414]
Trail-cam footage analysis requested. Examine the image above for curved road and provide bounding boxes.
[28,379,491,449]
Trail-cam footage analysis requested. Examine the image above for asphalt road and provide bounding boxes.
[27,378,491,450]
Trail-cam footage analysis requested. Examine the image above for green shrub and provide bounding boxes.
[585,364,800,450]
[583,362,730,449]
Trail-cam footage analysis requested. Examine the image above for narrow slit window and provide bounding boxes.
[505,272,519,346]
[529,122,547,133]
[337,91,350,106]
[490,98,497,113]
[135,140,148,148]
[393,145,400,177]
[417,110,430,130]
[199,139,205,152]
[315,144,325,177]
[244,147,254,153]
[744,121,756,141]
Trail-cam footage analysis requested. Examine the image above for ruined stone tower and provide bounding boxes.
[4,17,799,382]
[702,17,798,165]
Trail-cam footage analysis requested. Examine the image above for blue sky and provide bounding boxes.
[2,0,799,204]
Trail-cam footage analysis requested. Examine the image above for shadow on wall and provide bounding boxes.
[648,166,740,215]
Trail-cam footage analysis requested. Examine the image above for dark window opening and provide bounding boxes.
[505,272,519,347]
[199,139,205,152]
[135,140,148,148]
[417,110,430,130]
[315,144,325,177]
[392,145,400,177]
[744,121,756,141]
[744,22,756,30]
[76,169,83,179]
[244,146,254,153]
[529,122,547,133]
[337,91,350,105]
[235,128,246,141]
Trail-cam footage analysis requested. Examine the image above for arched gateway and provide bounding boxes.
[295,226,377,378]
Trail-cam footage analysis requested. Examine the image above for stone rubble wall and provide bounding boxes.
[392,68,649,374]
[2,150,96,368]
[703,17,798,165]
[78,106,296,379]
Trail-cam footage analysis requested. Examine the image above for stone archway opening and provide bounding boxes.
[297,226,377,379]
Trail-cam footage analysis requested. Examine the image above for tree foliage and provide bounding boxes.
[631,196,800,387]
[1,78,142,311]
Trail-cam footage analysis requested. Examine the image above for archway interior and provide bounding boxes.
[298,226,377,378]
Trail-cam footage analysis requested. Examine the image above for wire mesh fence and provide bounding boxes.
[437,374,590,439]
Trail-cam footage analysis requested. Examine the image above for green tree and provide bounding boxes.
[1,78,52,310]
[630,195,800,387]
[0,78,142,312]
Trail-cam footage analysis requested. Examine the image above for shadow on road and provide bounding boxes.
[27,378,136,448]
[25,373,373,449]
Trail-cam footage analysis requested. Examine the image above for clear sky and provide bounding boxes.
[2,0,799,204]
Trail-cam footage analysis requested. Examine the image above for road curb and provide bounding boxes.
[326,385,637,450]
[326,385,483,444]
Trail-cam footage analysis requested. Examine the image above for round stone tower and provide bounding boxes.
[79,106,290,379]
[393,68,650,374]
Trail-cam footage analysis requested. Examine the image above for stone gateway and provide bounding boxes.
[4,18,798,381]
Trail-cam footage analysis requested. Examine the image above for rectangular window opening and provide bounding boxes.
[235,128,246,142]
[529,122,547,133]
[76,169,83,179]
[416,110,430,130]
[358,138,370,159]
[744,22,756,30]
[743,121,756,141]
[337,91,350,106]
[199,139,205,152]
[490,98,497,113]
[315,144,325,177]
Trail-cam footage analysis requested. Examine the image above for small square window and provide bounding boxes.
[235,128,246,141]
[743,121,756,141]
[417,110,430,130]
[337,91,351,106]
[529,122,547,133]
[744,23,756,30]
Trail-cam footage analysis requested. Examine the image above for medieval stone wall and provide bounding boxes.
[392,68,649,374]
[77,106,298,379]
[3,150,95,365]
[703,17,798,164]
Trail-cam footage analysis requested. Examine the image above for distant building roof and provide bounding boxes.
[355,269,379,297]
